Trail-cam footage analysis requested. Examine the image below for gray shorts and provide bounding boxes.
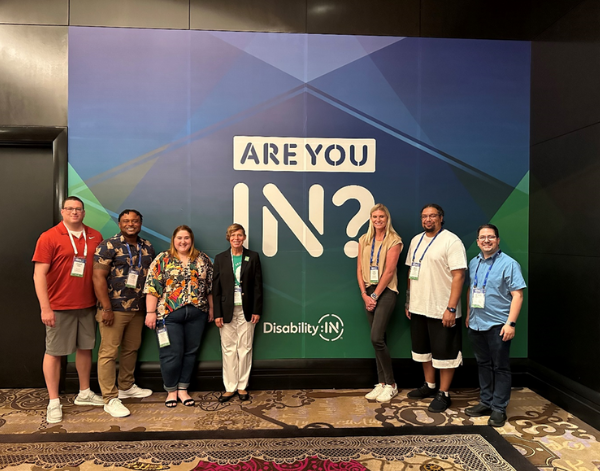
[45,307,97,356]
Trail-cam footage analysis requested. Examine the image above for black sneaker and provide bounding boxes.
[428,391,451,412]
[407,383,438,399]
[488,410,507,427]
[465,403,493,417]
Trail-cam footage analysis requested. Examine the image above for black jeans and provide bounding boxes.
[468,324,512,412]
[365,286,397,385]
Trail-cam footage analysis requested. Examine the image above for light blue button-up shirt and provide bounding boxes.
[468,251,526,331]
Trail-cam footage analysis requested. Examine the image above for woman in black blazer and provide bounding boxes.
[213,223,263,402]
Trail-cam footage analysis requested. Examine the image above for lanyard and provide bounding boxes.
[473,250,502,289]
[370,235,386,266]
[231,251,243,285]
[125,241,143,270]
[64,222,87,257]
[411,229,443,264]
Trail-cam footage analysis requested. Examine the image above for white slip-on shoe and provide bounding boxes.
[104,398,131,418]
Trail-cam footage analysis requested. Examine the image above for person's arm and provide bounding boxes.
[145,294,158,329]
[93,264,114,326]
[33,262,54,327]
[251,253,263,324]
[208,293,214,323]
[500,289,523,341]
[372,243,402,299]
[356,241,376,312]
[442,268,466,327]
[465,288,470,328]
[405,274,411,320]
[212,255,224,328]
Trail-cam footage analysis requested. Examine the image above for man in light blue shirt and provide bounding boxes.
[465,224,526,428]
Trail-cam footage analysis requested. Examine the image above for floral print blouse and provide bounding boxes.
[144,251,213,316]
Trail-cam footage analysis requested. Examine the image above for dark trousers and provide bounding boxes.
[365,286,397,385]
[468,324,512,412]
[158,304,208,392]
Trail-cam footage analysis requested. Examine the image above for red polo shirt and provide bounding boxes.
[32,223,102,310]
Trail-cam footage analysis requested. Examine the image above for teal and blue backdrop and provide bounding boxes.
[67,28,530,362]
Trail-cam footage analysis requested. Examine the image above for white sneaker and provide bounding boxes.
[47,403,63,423]
[365,383,385,400]
[376,384,398,403]
[104,398,131,418]
[118,384,153,399]
[74,391,104,406]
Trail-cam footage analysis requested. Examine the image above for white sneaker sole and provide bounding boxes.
[104,406,130,418]
[118,390,152,399]
[376,391,398,403]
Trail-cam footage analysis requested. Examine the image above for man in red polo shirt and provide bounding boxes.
[33,196,104,424]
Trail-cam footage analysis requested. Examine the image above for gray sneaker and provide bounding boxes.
[46,403,62,423]
[118,384,153,399]
[74,391,104,406]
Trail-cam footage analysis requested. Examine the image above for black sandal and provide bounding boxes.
[165,399,177,408]
[181,398,195,407]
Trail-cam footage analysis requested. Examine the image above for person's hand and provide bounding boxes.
[442,308,456,328]
[41,308,55,328]
[405,306,411,320]
[208,306,214,323]
[215,317,224,328]
[363,293,376,312]
[145,312,157,329]
[465,311,470,328]
[251,314,260,324]
[500,324,515,341]
[101,309,114,326]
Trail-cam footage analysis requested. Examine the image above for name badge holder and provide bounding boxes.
[125,242,143,289]
[470,251,501,310]
[409,262,420,280]
[409,229,443,281]
[234,286,243,306]
[156,315,171,348]
[65,223,88,277]
[369,236,385,284]
[71,257,86,277]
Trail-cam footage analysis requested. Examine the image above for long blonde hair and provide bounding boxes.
[364,204,399,244]
[168,225,200,260]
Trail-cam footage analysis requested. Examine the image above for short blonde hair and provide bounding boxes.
[226,223,246,241]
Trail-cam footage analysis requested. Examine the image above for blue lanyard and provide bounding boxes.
[370,235,386,266]
[125,242,143,270]
[411,229,443,264]
[473,250,501,289]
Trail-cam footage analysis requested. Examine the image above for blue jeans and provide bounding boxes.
[158,304,208,392]
[468,324,512,412]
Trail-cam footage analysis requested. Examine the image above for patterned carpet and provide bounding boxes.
[1,387,599,470]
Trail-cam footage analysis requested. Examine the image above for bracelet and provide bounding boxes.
[361,291,367,295]
[147,311,156,314]
[100,307,112,312]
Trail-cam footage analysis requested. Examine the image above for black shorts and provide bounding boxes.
[410,313,462,369]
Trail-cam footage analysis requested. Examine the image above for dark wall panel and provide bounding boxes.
[0,0,68,25]
[530,123,600,256]
[0,25,67,126]
[0,146,55,387]
[530,0,600,145]
[528,252,600,391]
[306,0,419,36]
[70,0,189,29]
[192,0,306,32]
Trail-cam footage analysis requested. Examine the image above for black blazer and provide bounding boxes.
[213,248,263,323]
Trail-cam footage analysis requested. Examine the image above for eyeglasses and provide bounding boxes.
[63,207,84,213]
[477,236,497,241]
[421,214,439,220]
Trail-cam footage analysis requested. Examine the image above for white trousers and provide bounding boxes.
[220,305,256,392]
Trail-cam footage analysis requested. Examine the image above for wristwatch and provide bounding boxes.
[507,321,516,327]
[371,293,379,301]
[447,307,457,313]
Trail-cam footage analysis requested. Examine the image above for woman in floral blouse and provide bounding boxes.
[144,225,213,408]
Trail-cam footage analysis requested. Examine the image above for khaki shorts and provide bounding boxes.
[45,307,97,356]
